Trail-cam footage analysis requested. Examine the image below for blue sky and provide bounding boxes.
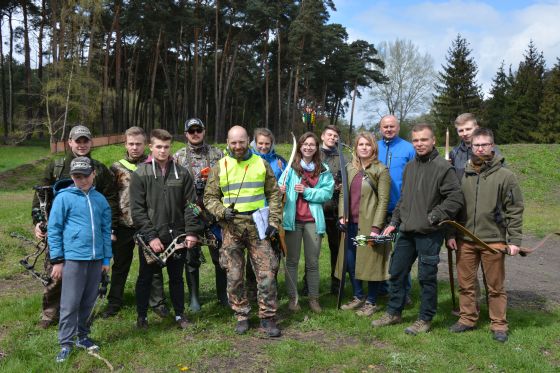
[329,0,560,124]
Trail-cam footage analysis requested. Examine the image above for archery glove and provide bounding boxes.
[337,221,347,232]
[223,207,238,221]
[427,211,442,226]
[265,226,278,239]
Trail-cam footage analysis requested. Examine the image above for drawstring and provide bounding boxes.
[151,158,157,179]
[151,158,178,179]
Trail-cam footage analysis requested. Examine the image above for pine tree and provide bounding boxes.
[485,62,514,143]
[538,58,560,143]
[433,34,483,141]
[507,40,545,143]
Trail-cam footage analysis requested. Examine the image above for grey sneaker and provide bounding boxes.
[356,302,378,317]
[371,312,403,327]
[55,346,72,363]
[493,330,508,343]
[75,337,99,351]
[405,319,431,335]
[341,297,365,310]
[449,322,475,333]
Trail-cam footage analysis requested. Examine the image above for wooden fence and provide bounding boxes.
[50,134,125,153]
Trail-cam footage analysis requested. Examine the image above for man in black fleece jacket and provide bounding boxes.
[372,124,464,335]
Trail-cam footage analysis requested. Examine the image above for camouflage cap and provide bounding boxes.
[69,125,92,140]
[70,157,93,176]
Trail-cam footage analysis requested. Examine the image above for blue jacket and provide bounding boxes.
[48,181,113,266]
[279,164,334,234]
[250,141,287,181]
[377,136,416,214]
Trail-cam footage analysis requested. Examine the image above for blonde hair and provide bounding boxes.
[351,132,379,169]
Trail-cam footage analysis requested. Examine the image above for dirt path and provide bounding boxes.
[438,233,560,310]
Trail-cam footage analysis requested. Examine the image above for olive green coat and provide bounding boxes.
[334,161,391,282]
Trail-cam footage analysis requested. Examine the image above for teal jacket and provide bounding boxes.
[279,164,334,234]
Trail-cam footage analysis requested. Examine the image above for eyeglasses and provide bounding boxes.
[472,143,493,149]
[302,143,317,148]
[187,128,204,134]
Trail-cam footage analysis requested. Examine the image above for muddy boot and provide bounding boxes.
[288,297,301,312]
[215,266,229,307]
[186,269,201,313]
[309,297,322,313]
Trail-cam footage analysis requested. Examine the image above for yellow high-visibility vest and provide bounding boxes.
[219,154,266,212]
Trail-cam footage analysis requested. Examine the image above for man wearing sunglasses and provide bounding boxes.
[175,118,228,310]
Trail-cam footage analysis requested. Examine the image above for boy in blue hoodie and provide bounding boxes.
[48,157,112,363]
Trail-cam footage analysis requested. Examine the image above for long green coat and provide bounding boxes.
[334,161,391,282]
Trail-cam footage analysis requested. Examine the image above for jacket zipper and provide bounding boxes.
[85,191,96,258]
[473,173,480,235]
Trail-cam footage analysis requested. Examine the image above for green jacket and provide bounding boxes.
[129,157,203,244]
[392,148,464,234]
[335,161,392,281]
[203,152,282,238]
[32,153,118,228]
[320,146,342,219]
[457,155,524,246]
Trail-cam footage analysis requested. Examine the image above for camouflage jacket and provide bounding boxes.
[110,153,148,228]
[174,143,223,181]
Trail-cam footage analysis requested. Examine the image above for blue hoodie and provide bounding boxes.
[250,140,287,181]
[48,179,112,266]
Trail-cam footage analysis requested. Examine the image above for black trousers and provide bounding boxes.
[107,226,135,308]
[136,247,185,318]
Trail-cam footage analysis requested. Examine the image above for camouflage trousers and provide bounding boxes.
[42,252,61,321]
[220,226,279,320]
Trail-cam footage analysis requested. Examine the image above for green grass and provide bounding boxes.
[0,143,559,371]
[0,144,51,173]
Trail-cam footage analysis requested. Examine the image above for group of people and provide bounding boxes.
[31,113,523,364]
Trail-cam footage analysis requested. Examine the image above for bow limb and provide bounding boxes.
[336,139,350,309]
[280,132,297,188]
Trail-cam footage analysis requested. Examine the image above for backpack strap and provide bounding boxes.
[53,158,65,181]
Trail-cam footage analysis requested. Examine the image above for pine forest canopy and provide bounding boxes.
[0,0,386,145]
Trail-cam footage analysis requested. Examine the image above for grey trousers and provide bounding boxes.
[285,222,322,298]
[58,260,103,347]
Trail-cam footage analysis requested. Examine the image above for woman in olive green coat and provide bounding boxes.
[335,132,391,316]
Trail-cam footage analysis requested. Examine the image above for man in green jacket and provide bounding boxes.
[373,124,464,335]
[446,128,523,343]
[32,125,117,329]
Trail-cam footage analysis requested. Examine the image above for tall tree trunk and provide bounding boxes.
[149,28,163,130]
[8,9,14,131]
[0,20,8,143]
[21,0,33,125]
[37,0,46,139]
[114,2,122,133]
[276,24,282,136]
[349,80,358,139]
[263,29,269,128]
[193,0,201,117]
[213,0,219,142]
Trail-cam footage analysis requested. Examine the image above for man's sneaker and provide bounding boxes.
[75,337,99,351]
[404,319,431,335]
[356,302,378,317]
[55,346,72,363]
[259,318,281,338]
[136,317,148,330]
[341,297,365,310]
[175,314,190,330]
[371,312,403,327]
[101,305,120,319]
[449,322,475,333]
[235,320,249,335]
[37,319,56,329]
[153,305,170,318]
[493,330,508,343]
[288,298,301,312]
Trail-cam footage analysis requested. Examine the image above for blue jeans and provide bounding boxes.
[387,230,443,321]
[346,223,383,304]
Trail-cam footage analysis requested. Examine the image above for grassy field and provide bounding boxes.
[0,141,559,372]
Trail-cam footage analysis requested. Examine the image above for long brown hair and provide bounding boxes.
[292,132,322,178]
[351,131,379,170]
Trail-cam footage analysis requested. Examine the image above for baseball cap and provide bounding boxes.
[184,118,205,131]
[69,125,92,140]
[70,157,93,176]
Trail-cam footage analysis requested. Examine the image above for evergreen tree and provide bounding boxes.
[485,62,514,143]
[507,40,545,143]
[538,58,560,143]
[432,34,483,141]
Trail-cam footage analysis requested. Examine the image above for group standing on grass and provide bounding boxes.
[31,113,524,363]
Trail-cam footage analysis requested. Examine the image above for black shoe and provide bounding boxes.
[101,305,120,319]
[260,318,281,338]
[136,317,148,330]
[235,320,249,335]
[449,322,475,333]
[493,330,508,343]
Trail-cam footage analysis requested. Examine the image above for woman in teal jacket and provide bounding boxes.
[279,132,334,313]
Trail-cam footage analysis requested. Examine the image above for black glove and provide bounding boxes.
[427,211,442,226]
[223,207,238,221]
[337,221,347,232]
[265,226,278,239]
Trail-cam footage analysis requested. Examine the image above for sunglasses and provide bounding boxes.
[187,127,204,134]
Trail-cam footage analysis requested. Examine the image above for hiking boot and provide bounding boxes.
[55,346,72,363]
[101,305,120,319]
[136,317,148,330]
[288,297,301,312]
[449,322,475,333]
[235,320,249,335]
[371,312,403,327]
[153,305,170,318]
[493,330,508,343]
[405,319,431,335]
[309,297,322,313]
[37,319,56,329]
[175,314,190,330]
[75,337,99,352]
[341,297,365,310]
[260,318,281,338]
[356,302,378,317]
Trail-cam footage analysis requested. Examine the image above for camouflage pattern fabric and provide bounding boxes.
[41,251,61,321]
[175,143,223,180]
[110,154,147,227]
[219,226,279,320]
